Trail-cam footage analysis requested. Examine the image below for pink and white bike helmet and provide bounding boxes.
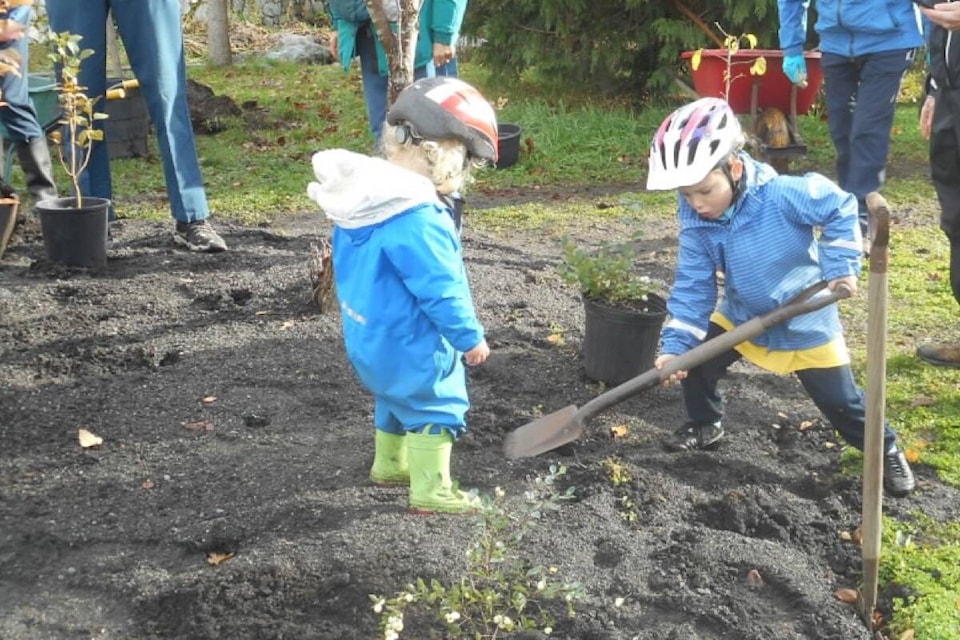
[646,97,743,191]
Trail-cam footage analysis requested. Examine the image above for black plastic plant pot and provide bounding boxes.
[582,294,667,385]
[495,123,522,169]
[37,196,111,269]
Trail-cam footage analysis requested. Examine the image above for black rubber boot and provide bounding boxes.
[15,137,59,208]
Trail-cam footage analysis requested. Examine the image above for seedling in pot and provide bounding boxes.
[44,30,107,208]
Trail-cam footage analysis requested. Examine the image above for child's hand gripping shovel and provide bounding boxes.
[503,280,852,459]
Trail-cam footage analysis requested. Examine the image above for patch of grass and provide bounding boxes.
[880,516,960,639]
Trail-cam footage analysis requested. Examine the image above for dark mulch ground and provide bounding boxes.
[2,195,957,640]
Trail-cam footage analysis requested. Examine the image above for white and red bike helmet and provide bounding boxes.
[387,77,499,164]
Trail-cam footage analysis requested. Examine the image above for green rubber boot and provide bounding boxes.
[369,430,409,486]
[406,431,480,514]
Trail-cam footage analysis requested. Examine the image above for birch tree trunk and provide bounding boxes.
[207,0,233,67]
[365,0,421,107]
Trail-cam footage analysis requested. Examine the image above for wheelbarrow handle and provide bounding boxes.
[577,281,852,420]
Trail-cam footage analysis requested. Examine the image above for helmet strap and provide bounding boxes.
[719,154,744,203]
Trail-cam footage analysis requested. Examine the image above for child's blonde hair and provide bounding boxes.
[381,124,479,195]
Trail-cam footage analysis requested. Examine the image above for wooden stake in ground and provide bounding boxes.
[859,191,890,630]
[309,238,335,313]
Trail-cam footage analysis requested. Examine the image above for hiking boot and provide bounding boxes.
[173,220,227,252]
[883,446,916,497]
[916,342,960,368]
[664,421,724,452]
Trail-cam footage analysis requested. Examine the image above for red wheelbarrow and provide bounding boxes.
[682,49,823,173]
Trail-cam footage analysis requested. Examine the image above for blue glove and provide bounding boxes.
[782,54,808,86]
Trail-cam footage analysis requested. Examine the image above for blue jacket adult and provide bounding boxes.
[307,149,484,433]
[778,0,924,57]
[328,0,466,75]
[661,153,862,363]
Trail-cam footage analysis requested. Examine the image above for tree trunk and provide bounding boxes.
[366,0,421,107]
[207,0,233,67]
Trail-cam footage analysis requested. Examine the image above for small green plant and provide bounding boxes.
[43,30,105,207]
[689,25,767,103]
[559,235,662,312]
[370,465,585,639]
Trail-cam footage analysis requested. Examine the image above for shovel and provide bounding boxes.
[504,280,852,459]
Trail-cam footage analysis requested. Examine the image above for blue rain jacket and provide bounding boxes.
[307,149,484,430]
[661,153,862,357]
[778,0,923,57]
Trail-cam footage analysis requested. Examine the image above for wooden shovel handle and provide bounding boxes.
[577,281,851,420]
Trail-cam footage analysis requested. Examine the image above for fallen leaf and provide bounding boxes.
[254,310,273,316]
[910,395,935,407]
[839,530,852,542]
[78,428,103,448]
[610,424,629,439]
[852,527,863,545]
[201,396,218,405]
[280,320,295,330]
[182,420,214,432]
[899,630,915,640]
[824,442,837,449]
[546,333,564,345]
[904,448,920,464]
[746,568,764,587]
[207,552,234,566]
[799,420,814,431]
[834,588,859,604]
[142,479,155,490]
[777,411,788,420]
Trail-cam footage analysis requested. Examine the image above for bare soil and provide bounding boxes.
[1,184,958,640]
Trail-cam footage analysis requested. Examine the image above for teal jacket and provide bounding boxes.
[327,0,466,74]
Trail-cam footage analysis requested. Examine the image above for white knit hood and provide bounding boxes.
[306,149,439,229]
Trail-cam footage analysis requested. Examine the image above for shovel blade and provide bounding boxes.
[503,405,583,459]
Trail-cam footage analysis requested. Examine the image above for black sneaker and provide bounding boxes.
[664,421,724,452]
[173,220,227,252]
[883,446,916,497]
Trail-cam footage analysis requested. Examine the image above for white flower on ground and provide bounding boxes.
[495,486,505,498]
[536,579,546,590]
[372,598,385,613]
[444,611,461,623]
[403,592,414,603]
[543,627,553,635]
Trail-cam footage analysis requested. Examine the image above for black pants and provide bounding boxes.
[930,87,960,307]
[681,322,897,452]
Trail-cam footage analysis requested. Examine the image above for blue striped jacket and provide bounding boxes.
[661,153,862,356]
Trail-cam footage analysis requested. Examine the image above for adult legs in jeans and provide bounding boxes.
[821,49,914,234]
[46,0,212,224]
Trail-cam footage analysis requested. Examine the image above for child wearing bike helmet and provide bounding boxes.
[305,77,498,514]
[646,97,914,497]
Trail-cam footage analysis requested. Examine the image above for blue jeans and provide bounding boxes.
[821,49,915,231]
[435,59,459,77]
[0,17,44,142]
[356,22,433,145]
[46,0,210,223]
[681,322,898,452]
